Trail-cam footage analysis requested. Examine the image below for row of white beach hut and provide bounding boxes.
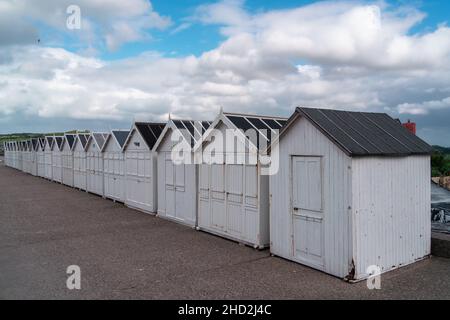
[2,107,432,281]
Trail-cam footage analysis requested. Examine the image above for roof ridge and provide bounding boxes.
[298,106,386,116]
[223,111,288,120]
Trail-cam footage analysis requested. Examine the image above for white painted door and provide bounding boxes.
[74,151,87,190]
[164,153,188,221]
[126,151,153,212]
[226,164,244,238]
[291,156,324,267]
[38,152,45,177]
[44,151,52,179]
[104,152,125,202]
[211,163,226,230]
[87,152,103,196]
[165,156,175,218]
[174,163,186,220]
[62,151,74,186]
[31,153,37,176]
[198,164,210,227]
[52,152,62,182]
[104,153,114,200]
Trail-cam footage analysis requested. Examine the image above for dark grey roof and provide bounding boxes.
[55,136,64,150]
[38,137,46,150]
[224,112,288,149]
[112,130,129,148]
[293,107,432,157]
[45,137,54,149]
[31,138,39,151]
[172,120,212,147]
[92,133,108,150]
[78,134,89,149]
[135,122,166,149]
[65,134,75,149]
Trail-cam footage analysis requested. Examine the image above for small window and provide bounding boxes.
[134,142,140,147]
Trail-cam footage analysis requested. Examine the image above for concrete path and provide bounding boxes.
[1,163,449,299]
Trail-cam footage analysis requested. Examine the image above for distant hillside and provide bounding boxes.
[433,145,450,155]
[0,131,87,142]
[432,146,450,177]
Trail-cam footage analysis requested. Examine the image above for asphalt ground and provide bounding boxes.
[1,161,449,299]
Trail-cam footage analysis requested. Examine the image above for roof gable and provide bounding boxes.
[31,138,39,151]
[38,138,46,150]
[54,136,64,150]
[63,134,75,150]
[112,130,129,148]
[153,119,212,151]
[194,111,287,153]
[72,133,90,151]
[102,130,129,151]
[87,132,109,151]
[123,122,166,151]
[45,137,54,150]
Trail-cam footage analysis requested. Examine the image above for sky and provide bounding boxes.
[0,0,449,146]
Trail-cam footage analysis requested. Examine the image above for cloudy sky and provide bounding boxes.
[0,0,449,146]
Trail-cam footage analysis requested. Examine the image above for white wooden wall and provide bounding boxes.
[4,144,10,167]
[197,121,269,248]
[18,146,23,171]
[86,141,104,196]
[52,147,63,183]
[37,148,45,177]
[73,140,87,190]
[156,129,197,227]
[22,149,31,174]
[103,137,126,202]
[124,129,156,213]
[44,143,52,180]
[62,141,74,187]
[30,148,37,176]
[270,116,353,278]
[351,155,431,280]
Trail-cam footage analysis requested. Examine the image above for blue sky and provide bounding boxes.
[57,0,450,60]
[1,0,450,145]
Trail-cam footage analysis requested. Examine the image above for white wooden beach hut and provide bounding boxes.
[102,130,129,202]
[193,111,287,248]
[269,107,432,281]
[30,138,39,176]
[4,142,11,167]
[12,141,18,170]
[51,136,64,183]
[153,119,211,227]
[73,133,90,190]
[37,138,46,177]
[86,132,108,196]
[18,141,24,171]
[22,140,31,174]
[122,122,165,213]
[43,137,54,179]
[62,134,76,187]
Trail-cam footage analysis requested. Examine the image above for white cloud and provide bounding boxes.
[1,1,450,144]
[170,22,192,35]
[0,0,171,51]
[398,97,450,115]
[194,0,449,70]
